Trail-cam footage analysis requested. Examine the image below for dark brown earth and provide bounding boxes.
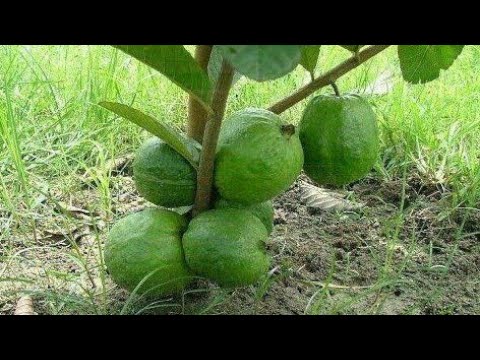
[132,175,480,315]
[2,171,480,315]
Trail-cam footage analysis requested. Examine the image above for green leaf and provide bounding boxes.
[115,45,213,112]
[218,45,302,82]
[99,102,200,169]
[398,45,465,84]
[208,46,243,86]
[300,46,321,79]
[340,45,364,53]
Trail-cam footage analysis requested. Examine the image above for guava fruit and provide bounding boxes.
[215,108,304,205]
[133,137,196,208]
[182,209,270,287]
[299,94,379,186]
[214,198,274,234]
[105,208,192,297]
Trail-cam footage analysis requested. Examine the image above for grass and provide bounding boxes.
[1,45,480,315]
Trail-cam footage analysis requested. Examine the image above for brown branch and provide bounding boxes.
[187,45,213,142]
[268,45,391,114]
[193,61,235,216]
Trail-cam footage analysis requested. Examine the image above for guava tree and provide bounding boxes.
[100,45,465,297]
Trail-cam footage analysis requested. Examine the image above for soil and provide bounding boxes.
[186,175,480,315]
[2,172,480,315]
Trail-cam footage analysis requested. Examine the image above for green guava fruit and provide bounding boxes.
[214,198,274,235]
[182,209,270,287]
[105,208,192,297]
[133,137,196,208]
[215,108,304,205]
[299,94,379,186]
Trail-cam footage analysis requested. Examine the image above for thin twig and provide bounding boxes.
[268,45,391,114]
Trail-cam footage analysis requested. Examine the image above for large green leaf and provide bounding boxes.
[115,45,213,112]
[398,45,465,84]
[218,45,302,82]
[300,46,321,79]
[99,102,201,169]
[340,45,364,53]
[208,46,243,86]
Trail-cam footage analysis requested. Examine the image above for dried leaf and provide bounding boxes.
[81,154,135,186]
[105,154,135,176]
[42,229,69,242]
[300,182,364,212]
[56,202,90,217]
[14,296,36,315]
[274,208,288,225]
[41,221,97,245]
[75,225,94,242]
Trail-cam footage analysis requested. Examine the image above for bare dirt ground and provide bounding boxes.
[2,169,480,315]
[221,177,480,315]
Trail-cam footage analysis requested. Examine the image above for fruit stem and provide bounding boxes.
[331,82,341,97]
[187,45,214,143]
[268,45,391,115]
[193,60,235,217]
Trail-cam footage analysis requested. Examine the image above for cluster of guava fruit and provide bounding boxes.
[105,95,379,298]
[105,108,303,297]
